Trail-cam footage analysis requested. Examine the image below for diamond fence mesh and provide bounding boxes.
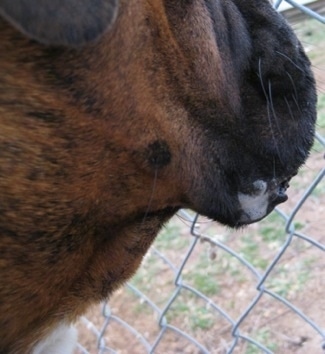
[76,1,325,353]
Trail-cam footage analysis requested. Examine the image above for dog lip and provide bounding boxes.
[270,186,288,205]
[236,212,268,226]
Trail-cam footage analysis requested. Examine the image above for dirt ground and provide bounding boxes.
[74,17,325,354]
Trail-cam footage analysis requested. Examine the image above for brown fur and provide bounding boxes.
[0,0,317,352]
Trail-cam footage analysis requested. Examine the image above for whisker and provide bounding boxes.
[291,93,302,114]
[272,156,276,180]
[258,58,283,164]
[175,213,192,226]
[268,81,287,164]
[175,213,212,227]
[275,51,305,73]
[266,96,284,165]
[284,96,295,121]
[297,40,320,50]
[311,64,325,72]
[141,168,158,225]
[258,58,268,99]
[285,71,299,102]
[268,80,283,137]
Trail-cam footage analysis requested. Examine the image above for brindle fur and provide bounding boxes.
[0,0,316,352]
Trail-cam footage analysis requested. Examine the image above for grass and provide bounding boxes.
[189,307,215,331]
[237,212,287,271]
[266,255,316,298]
[179,249,222,296]
[137,198,321,341]
[166,293,215,331]
[245,329,278,354]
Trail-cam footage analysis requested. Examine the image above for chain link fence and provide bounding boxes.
[76,1,325,353]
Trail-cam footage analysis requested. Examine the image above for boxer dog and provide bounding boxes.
[0,0,316,352]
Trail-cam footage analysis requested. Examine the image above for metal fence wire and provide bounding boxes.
[76,1,325,353]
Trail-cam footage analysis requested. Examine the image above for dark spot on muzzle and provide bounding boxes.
[146,140,171,168]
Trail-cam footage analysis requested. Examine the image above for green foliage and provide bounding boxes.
[238,213,286,271]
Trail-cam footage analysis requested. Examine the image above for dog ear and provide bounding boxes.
[0,0,118,46]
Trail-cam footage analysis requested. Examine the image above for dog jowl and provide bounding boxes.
[0,0,317,353]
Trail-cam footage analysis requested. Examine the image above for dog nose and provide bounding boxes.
[275,186,288,203]
[270,180,289,206]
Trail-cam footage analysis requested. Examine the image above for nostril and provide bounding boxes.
[268,178,290,206]
[280,180,289,192]
[273,185,288,205]
[280,177,291,189]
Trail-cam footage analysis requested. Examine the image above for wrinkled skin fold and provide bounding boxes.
[0,0,316,352]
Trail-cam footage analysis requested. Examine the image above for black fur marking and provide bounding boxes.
[26,168,42,181]
[27,111,64,123]
[70,88,102,115]
[146,140,171,168]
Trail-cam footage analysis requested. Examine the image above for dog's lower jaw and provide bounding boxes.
[32,323,77,354]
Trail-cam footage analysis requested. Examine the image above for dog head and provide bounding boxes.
[0,0,316,230]
[153,0,317,227]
